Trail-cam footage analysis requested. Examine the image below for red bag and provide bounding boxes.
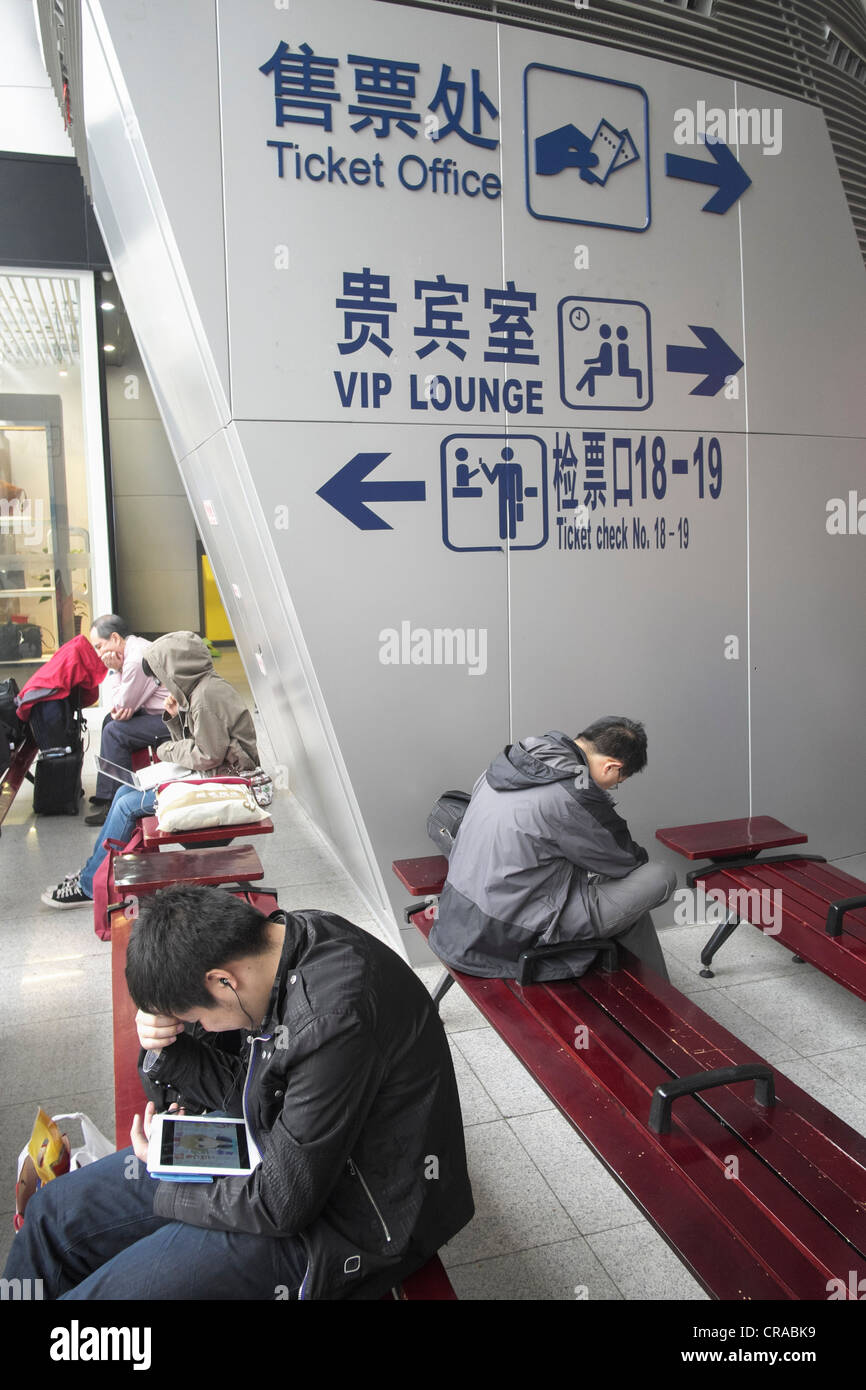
[91,828,145,942]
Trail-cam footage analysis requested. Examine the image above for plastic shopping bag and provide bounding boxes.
[14,1108,115,1230]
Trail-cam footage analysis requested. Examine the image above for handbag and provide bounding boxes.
[155,778,269,833]
[426,789,471,857]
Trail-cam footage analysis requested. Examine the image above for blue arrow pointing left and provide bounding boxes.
[317,452,426,530]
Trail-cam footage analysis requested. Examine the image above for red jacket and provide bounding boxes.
[16,635,107,719]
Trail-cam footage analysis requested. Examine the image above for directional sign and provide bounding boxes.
[317,452,426,530]
[666,326,744,396]
[665,137,752,214]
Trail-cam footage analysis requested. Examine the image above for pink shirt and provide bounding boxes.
[104,634,169,716]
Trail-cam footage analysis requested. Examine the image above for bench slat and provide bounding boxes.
[699,866,866,1001]
[574,948,866,1170]
[140,814,274,849]
[656,816,808,860]
[413,914,799,1299]
[392,855,449,896]
[568,967,866,1254]
[463,969,791,1298]
[517,977,866,1292]
[112,844,264,892]
[702,862,866,941]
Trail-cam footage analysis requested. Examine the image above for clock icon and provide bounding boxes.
[569,305,590,332]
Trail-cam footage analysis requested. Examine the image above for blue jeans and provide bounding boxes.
[4,1148,307,1300]
[94,711,168,801]
[79,786,157,898]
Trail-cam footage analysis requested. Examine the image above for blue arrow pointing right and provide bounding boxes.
[666,325,744,396]
[665,138,751,214]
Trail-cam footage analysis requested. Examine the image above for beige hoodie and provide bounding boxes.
[145,631,258,775]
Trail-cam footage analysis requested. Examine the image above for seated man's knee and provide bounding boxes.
[100,719,126,757]
[641,861,677,904]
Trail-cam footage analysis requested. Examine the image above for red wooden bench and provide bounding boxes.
[0,728,37,837]
[395,854,866,1300]
[656,815,866,998]
[139,812,273,850]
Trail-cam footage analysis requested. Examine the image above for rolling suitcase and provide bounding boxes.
[32,746,85,816]
[28,691,85,816]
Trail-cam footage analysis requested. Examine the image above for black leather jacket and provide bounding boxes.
[146,910,474,1299]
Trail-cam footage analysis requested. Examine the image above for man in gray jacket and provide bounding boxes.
[428,717,675,982]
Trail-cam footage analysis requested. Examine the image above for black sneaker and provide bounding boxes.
[89,796,111,806]
[84,805,109,826]
[41,875,91,909]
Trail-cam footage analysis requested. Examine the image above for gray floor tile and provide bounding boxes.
[587,1223,709,1301]
[681,987,801,1064]
[0,952,111,1029]
[775,1057,866,1135]
[449,1040,501,1126]
[447,1237,623,1301]
[508,1109,642,1235]
[805,1044,866,1101]
[441,1119,578,1265]
[274,878,372,922]
[830,852,866,882]
[414,965,487,1034]
[0,1012,113,1106]
[0,914,110,969]
[453,1027,553,1118]
[722,970,866,1055]
[662,919,803,991]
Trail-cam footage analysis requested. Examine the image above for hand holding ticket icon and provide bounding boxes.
[535,124,600,177]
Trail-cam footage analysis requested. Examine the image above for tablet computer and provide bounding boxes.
[146,1114,261,1178]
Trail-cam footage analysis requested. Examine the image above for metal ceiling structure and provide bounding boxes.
[0,274,81,368]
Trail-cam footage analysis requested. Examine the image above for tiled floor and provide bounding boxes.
[3,680,866,1297]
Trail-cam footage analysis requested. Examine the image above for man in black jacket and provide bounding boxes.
[6,887,473,1300]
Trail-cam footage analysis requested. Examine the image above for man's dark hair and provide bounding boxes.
[576,716,648,777]
[126,886,272,1014]
[91,613,130,640]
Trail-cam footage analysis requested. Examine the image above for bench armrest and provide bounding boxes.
[517,938,619,986]
[649,1063,776,1134]
[825,895,866,938]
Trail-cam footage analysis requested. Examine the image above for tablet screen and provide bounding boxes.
[158,1117,251,1171]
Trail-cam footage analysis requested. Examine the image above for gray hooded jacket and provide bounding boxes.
[428,732,648,979]
[145,631,258,775]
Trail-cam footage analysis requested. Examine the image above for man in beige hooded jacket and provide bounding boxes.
[42,632,259,908]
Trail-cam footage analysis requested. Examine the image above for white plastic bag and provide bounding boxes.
[53,1111,115,1169]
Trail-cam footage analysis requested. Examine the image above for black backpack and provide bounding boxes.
[28,692,82,752]
[426,789,471,857]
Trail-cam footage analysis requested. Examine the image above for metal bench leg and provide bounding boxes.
[431,970,455,1009]
[699,912,741,978]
